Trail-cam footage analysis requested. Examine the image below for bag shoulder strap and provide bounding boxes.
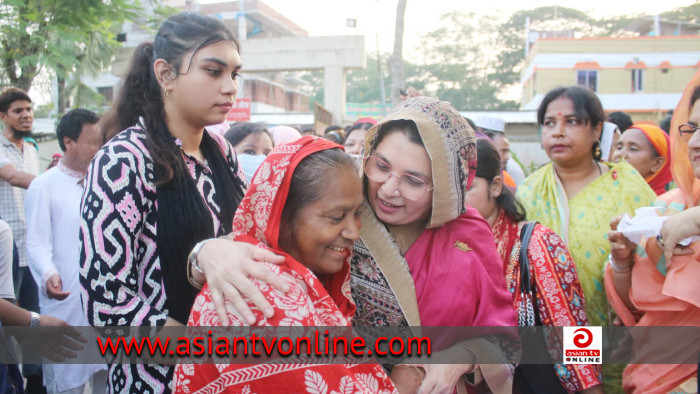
[518,221,538,294]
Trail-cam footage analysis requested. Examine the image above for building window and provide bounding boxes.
[631,69,643,92]
[576,70,597,92]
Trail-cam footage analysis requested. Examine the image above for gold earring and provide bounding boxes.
[594,144,601,159]
[164,89,170,97]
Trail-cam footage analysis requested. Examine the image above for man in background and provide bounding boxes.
[0,87,42,391]
[474,115,526,186]
[25,108,106,394]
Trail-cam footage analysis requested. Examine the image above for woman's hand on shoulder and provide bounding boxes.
[608,215,635,268]
[659,206,700,264]
[196,238,288,325]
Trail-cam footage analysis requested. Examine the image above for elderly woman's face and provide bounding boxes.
[612,128,664,179]
[541,97,602,168]
[687,99,700,179]
[284,166,363,276]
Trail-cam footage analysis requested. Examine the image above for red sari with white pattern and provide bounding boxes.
[173,136,397,394]
[492,209,602,392]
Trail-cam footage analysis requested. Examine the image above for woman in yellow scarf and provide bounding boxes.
[516,86,656,393]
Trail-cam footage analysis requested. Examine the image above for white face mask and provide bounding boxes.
[237,154,267,183]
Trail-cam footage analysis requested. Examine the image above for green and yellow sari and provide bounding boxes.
[517,160,656,394]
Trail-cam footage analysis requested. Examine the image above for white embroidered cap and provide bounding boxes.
[474,116,505,133]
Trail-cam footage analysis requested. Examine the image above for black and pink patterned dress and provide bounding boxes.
[79,127,245,393]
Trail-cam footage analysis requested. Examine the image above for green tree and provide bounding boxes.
[57,2,177,113]
[0,0,139,95]
[414,11,518,110]
[494,6,637,89]
[661,3,700,22]
[299,69,324,106]
[347,55,389,104]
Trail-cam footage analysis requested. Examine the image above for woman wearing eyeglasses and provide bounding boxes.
[606,71,700,394]
[351,98,516,393]
[186,97,517,393]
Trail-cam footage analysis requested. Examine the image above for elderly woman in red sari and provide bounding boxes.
[186,97,517,393]
[174,137,397,393]
[466,138,603,393]
[606,71,700,393]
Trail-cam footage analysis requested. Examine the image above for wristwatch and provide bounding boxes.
[188,239,213,275]
[29,311,41,327]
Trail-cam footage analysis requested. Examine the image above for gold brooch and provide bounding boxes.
[453,240,472,252]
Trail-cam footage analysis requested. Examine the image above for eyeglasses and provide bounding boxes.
[680,123,700,143]
[363,155,433,201]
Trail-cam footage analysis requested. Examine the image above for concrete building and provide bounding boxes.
[521,20,700,124]
[79,0,365,124]
[182,0,312,114]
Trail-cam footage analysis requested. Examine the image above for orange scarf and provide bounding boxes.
[629,124,672,195]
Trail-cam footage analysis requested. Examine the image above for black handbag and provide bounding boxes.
[513,222,568,394]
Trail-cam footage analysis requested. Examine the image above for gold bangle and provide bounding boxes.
[393,365,425,385]
[410,366,425,383]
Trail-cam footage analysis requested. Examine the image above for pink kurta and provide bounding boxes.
[605,189,700,393]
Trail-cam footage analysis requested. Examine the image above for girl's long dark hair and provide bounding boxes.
[475,138,526,222]
[101,12,239,185]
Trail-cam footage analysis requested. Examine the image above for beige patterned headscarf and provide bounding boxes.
[354,97,477,327]
[363,96,477,228]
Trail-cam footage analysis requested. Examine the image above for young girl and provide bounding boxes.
[79,12,247,393]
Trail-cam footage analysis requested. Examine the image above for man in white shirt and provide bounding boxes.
[493,133,527,186]
[0,219,15,302]
[25,109,106,394]
[474,115,527,186]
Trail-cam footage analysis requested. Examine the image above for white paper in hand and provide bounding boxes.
[617,206,700,246]
[616,207,665,245]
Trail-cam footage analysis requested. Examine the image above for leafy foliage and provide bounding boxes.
[347,55,389,104]
[660,3,700,23]
[410,11,518,110]
[494,6,638,89]
[276,3,700,112]
[0,0,139,96]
